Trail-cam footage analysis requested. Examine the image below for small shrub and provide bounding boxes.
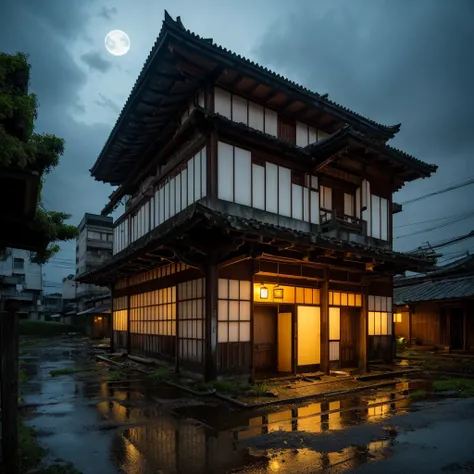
[107,370,123,381]
[149,367,172,383]
[248,383,269,397]
[409,390,427,401]
[49,368,78,377]
[433,378,474,397]
[396,337,406,351]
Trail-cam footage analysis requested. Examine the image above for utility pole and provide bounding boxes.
[0,297,21,474]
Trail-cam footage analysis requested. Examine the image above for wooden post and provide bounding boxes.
[320,268,329,374]
[0,299,21,474]
[126,278,131,355]
[359,283,368,372]
[204,258,218,381]
[463,305,468,351]
[408,305,413,347]
[110,283,115,353]
[249,258,256,384]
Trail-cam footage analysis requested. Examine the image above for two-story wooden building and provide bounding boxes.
[77,12,437,381]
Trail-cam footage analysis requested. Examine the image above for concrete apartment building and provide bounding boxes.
[0,248,42,319]
[75,213,113,312]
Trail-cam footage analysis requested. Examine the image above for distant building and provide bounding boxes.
[41,292,63,320]
[394,254,474,351]
[0,248,42,319]
[75,213,113,312]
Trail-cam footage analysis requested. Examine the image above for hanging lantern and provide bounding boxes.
[273,287,284,299]
[260,284,269,299]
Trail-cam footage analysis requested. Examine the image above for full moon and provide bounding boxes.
[104,30,131,56]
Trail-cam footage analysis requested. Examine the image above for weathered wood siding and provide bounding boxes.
[411,302,440,345]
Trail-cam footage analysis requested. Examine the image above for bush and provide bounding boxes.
[19,320,77,337]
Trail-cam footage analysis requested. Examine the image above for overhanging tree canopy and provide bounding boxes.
[0,52,77,263]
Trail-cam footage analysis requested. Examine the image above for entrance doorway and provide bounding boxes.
[297,305,320,371]
[253,304,295,375]
[340,307,360,368]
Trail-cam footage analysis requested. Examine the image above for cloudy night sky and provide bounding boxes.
[1,0,473,291]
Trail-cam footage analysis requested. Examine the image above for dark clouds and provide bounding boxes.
[0,0,113,281]
[81,51,113,72]
[95,93,121,113]
[99,6,117,20]
[255,0,474,255]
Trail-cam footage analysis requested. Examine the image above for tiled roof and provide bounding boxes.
[91,11,405,182]
[77,201,435,283]
[394,276,474,305]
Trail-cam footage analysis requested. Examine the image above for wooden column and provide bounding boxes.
[249,258,256,384]
[0,300,21,474]
[320,268,330,374]
[408,305,413,347]
[126,278,131,355]
[359,283,368,372]
[463,305,468,351]
[204,258,218,381]
[110,283,115,353]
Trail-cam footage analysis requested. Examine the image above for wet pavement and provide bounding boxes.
[20,337,474,474]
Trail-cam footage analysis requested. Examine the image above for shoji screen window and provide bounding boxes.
[368,296,393,336]
[129,287,176,336]
[113,296,128,332]
[329,307,341,361]
[329,292,362,307]
[177,279,205,363]
[218,279,251,343]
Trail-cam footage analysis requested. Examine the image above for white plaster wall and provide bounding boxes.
[217,141,320,226]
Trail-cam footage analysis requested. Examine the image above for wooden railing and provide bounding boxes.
[320,208,366,235]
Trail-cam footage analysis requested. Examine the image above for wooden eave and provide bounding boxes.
[305,126,437,190]
[91,11,402,186]
[78,200,436,285]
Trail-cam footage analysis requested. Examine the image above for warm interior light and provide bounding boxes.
[260,284,269,299]
[273,287,284,299]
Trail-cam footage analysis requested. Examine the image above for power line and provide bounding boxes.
[409,230,474,253]
[400,176,474,206]
[395,210,474,229]
[396,211,474,239]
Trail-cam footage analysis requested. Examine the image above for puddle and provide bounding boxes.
[20,338,441,474]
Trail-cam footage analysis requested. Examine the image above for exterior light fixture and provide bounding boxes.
[260,284,269,299]
[273,285,284,299]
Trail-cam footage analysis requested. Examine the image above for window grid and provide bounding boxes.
[129,287,176,336]
[329,307,341,361]
[368,295,393,336]
[112,296,128,331]
[218,279,251,343]
[329,291,362,307]
[177,278,205,364]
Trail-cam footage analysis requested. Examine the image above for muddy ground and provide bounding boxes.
[18,336,474,473]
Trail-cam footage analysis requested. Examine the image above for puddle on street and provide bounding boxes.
[21,340,434,474]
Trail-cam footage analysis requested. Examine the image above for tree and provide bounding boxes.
[0,52,77,263]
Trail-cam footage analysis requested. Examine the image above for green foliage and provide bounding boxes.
[0,52,77,262]
[149,367,173,383]
[49,368,79,377]
[409,389,428,401]
[396,337,406,351]
[433,378,474,397]
[19,320,77,336]
[19,422,45,473]
[107,370,123,381]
